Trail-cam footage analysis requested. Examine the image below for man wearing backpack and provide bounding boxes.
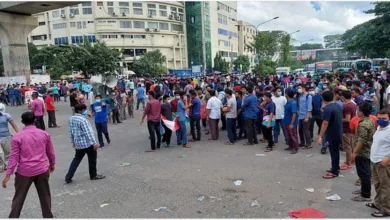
[297,84,312,149]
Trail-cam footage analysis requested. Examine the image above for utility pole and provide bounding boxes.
[201,2,206,74]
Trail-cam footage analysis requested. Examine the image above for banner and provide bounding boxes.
[161,115,180,132]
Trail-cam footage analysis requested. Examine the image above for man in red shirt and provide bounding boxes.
[140,91,161,152]
[45,91,58,128]
[21,85,28,105]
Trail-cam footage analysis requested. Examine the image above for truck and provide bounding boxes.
[275,67,291,75]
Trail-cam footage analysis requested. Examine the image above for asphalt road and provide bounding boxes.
[0,101,376,218]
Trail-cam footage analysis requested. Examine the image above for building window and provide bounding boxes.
[123,49,134,56]
[53,23,66,29]
[52,11,59,17]
[133,8,143,15]
[87,35,96,43]
[159,10,167,17]
[135,49,147,56]
[108,20,116,23]
[70,22,76,27]
[134,35,146,39]
[119,2,129,14]
[178,8,183,13]
[32,35,47,41]
[171,24,182,32]
[60,9,65,15]
[148,9,156,16]
[147,22,158,29]
[38,21,45,26]
[218,14,227,25]
[76,21,87,29]
[159,5,167,10]
[147,4,156,9]
[70,7,79,15]
[109,35,117,39]
[218,28,229,36]
[171,6,177,15]
[107,2,113,6]
[159,22,169,30]
[191,16,196,23]
[133,2,142,7]
[122,35,133,39]
[54,37,68,45]
[107,7,114,15]
[120,21,132,28]
[133,21,145,29]
[97,20,106,23]
[88,21,94,23]
[82,2,92,15]
[97,2,103,6]
[71,36,84,44]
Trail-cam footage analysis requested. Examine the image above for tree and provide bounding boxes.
[233,55,250,72]
[324,34,343,48]
[296,43,323,50]
[213,53,229,73]
[132,50,167,77]
[279,34,291,67]
[248,30,285,59]
[253,59,277,76]
[342,2,390,57]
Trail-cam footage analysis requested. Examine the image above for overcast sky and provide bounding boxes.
[237,1,375,46]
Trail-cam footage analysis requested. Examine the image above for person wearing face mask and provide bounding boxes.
[297,84,312,149]
[340,90,356,171]
[91,95,110,148]
[362,79,378,114]
[140,91,162,152]
[65,104,105,183]
[348,102,375,202]
[272,87,287,144]
[309,87,323,143]
[369,109,390,217]
[317,91,342,179]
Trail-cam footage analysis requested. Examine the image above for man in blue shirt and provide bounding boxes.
[297,84,313,149]
[283,90,299,154]
[310,87,323,142]
[242,86,259,145]
[189,91,201,141]
[135,84,146,110]
[176,91,189,148]
[91,95,110,148]
[262,93,276,152]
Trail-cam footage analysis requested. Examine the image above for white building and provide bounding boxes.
[237,20,256,68]
[28,1,188,70]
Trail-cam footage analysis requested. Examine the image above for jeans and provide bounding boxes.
[137,98,145,110]
[112,109,120,123]
[176,120,187,145]
[310,116,323,140]
[161,123,172,145]
[47,110,57,127]
[328,139,341,175]
[263,126,273,148]
[35,116,45,131]
[9,96,15,106]
[147,121,161,150]
[245,118,258,144]
[220,113,226,130]
[237,114,246,138]
[355,156,371,198]
[190,116,201,140]
[65,146,97,181]
[226,118,237,143]
[95,122,110,147]
[274,119,288,143]
[299,119,311,146]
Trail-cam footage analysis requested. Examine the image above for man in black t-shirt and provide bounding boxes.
[317,91,343,179]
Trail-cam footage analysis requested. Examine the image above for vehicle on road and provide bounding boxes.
[371,58,390,71]
[314,60,338,74]
[304,63,315,77]
[276,67,291,75]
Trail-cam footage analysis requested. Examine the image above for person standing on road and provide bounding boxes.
[45,90,58,128]
[317,91,342,179]
[206,90,223,141]
[140,91,161,152]
[223,89,237,145]
[91,95,111,148]
[3,112,55,218]
[136,84,146,110]
[30,93,45,130]
[350,102,375,202]
[242,86,259,145]
[65,104,105,183]
[297,84,312,149]
[120,90,127,120]
[0,103,19,172]
[189,91,201,142]
[283,90,299,154]
[161,95,172,147]
[262,93,276,152]
[272,87,287,144]
[340,90,356,170]
[176,91,190,148]
[61,83,69,102]
[369,109,390,217]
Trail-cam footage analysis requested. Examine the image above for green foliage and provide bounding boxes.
[342,2,390,58]
[248,30,285,58]
[324,34,343,48]
[253,59,276,76]
[279,34,291,67]
[290,60,305,70]
[213,53,230,73]
[132,50,167,77]
[295,43,323,50]
[233,55,250,72]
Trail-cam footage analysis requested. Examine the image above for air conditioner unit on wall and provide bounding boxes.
[122,13,126,16]
[169,15,174,20]
[154,29,159,32]
[176,16,181,21]
[145,28,150,31]
[60,14,66,18]
[112,12,116,16]
[69,13,74,18]
[148,14,153,18]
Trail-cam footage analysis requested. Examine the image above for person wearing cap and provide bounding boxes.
[0,103,18,172]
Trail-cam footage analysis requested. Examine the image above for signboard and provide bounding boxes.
[191,65,203,73]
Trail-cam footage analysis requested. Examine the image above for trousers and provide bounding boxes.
[274,119,288,143]
[176,120,188,145]
[245,118,258,144]
[226,118,237,143]
[9,171,53,218]
[147,121,161,150]
[47,110,57,127]
[299,119,311,146]
[161,123,172,145]
[65,146,97,181]
[35,116,45,131]
[95,122,110,147]
[355,156,371,198]
[190,117,201,140]
[208,119,220,140]
[372,162,390,215]
[262,126,273,148]
[285,125,298,151]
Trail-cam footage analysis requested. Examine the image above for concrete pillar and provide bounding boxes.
[0,12,37,81]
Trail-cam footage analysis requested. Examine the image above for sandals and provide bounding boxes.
[145,150,156,152]
[264,148,273,152]
[366,203,379,210]
[372,210,390,218]
[340,164,352,170]
[188,139,197,142]
[355,179,361,186]
[183,145,191,148]
[323,172,338,179]
[224,141,234,145]
[305,146,313,149]
[351,195,372,202]
[352,190,361,195]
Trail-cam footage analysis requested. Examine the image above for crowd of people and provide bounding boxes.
[0,68,390,217]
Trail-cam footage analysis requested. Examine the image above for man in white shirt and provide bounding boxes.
[369,109,390,217]
[386,78,390,112]
[272,87,287,144]
[223,89,237,145]
[206,90,222,140]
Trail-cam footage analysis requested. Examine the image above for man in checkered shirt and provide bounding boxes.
[65,104,105,184]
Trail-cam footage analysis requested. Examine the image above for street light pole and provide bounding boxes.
[256,16,279,36]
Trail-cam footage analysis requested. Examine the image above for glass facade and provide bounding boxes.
[185,2,212,72]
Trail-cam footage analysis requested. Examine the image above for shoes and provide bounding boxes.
[65,179,73,184]
[321,147,327,154]
[91,174,105,180]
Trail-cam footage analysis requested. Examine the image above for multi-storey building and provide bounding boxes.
[28,1,188,70]
[185,1,238,72]
[237,20,256,68]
